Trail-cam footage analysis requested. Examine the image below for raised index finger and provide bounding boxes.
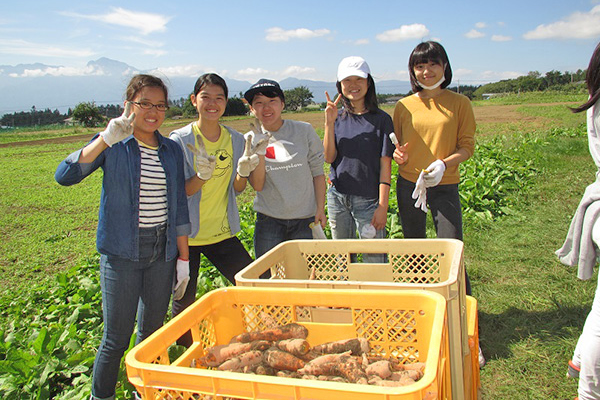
[325,91,332,103]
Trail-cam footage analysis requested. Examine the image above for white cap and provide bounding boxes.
[337,56,370,81]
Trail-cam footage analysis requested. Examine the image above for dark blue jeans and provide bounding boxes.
[91,225,174,400]
[396,175,471,295]
[254,212,313,258]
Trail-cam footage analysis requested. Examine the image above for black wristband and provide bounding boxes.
[379,182,391,187]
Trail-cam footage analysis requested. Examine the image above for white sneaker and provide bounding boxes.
[478,346,486,368]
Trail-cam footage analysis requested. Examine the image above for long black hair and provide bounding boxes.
[193,73,228,98]
[572,42,600,113]
[408,41,453,93]
[336,74,379,115]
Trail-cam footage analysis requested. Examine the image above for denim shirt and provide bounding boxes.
[55,132,191,261]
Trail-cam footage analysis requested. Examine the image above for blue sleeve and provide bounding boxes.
[173,142,191,237]
[54,134,105,186]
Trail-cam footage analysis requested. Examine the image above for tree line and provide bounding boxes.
[0,70,588,128]
[1,86,317,128]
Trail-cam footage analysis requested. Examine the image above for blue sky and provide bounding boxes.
[2,0,600,86]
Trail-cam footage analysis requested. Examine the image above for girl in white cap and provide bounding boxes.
[323,56,395,261]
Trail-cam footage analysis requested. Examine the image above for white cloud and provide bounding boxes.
[151,65,210,77]
[491,35,512,42]
[281,66,316,77]
[524,5,600,39]
[237,67,270,76]
[0,39,94,58]
[497,21,506,27]
[465,29,485,39]
[480,70,523,81]
[60,7,171,35]
[453,68,474,79]
[9,65,105,78]
[376,24,429,42]
[265,27,330,42]
[475,22,487,29]
[354,39,370,45]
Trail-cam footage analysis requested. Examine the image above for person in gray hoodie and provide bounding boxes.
[243,79,326,258]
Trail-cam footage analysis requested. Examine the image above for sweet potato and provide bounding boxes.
[198,340,271,367]
[399,361,426,373]
[264,348,306,371]
[297,351,352,375]
[311,338,370,355]
[217,350,264,371]
[390,369,423,381]
[276,338,310,357]
[336,353,368,384]
[365,360,393,379]
[230,323,308,343]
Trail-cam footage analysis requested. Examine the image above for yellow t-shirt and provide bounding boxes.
[189,124,233,246]
[393,90,476,185]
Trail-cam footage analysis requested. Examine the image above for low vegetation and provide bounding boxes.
[0,91,593,399]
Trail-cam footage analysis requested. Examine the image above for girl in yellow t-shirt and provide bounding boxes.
[169,73,264,347]
[392,41,475,294]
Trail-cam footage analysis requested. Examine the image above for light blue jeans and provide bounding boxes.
[91,225,174,400]
[327,185,386,263]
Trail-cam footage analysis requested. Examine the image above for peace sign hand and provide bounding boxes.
[237,135,260,178]
[100,102,136,147]
[324,91,341,125]
[186,133,216,181]
[249,118,271,156]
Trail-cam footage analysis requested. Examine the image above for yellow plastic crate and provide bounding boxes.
[235,239,467,399]
[463,296,481,400]
[126,287,450,400]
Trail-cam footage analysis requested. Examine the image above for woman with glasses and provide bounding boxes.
[55,74,190,400]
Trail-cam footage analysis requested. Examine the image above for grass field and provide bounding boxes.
[0,92,595,399]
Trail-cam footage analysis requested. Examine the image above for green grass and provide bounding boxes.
[0,94,594,399]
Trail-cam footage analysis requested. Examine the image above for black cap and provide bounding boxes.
[243,78,284,104]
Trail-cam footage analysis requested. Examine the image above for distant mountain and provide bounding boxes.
[0,58,411,116]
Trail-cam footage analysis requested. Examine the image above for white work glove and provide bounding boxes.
[412,170,428,213]
[237,135,260,178]
[173,258,190,301]
[186,134,216,181]
[423,160,446,188]
[100,102,135,147]
[249,118,271,156]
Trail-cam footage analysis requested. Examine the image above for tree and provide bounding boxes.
[224,97,248,116]
[283,86,313,111]
[72,102,105,127]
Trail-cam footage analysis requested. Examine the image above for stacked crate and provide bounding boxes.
[234,239,478,400]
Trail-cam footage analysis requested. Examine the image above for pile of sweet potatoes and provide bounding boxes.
[194,323,426,387]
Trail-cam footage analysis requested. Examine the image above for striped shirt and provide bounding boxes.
[138,142,168,228]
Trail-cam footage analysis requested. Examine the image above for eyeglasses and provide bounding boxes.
[129,101,169,112]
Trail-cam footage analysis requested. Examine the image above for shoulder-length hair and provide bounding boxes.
[572,42,600,113]
[408,41,453,93]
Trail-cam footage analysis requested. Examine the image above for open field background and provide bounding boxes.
[0,93,596,399]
